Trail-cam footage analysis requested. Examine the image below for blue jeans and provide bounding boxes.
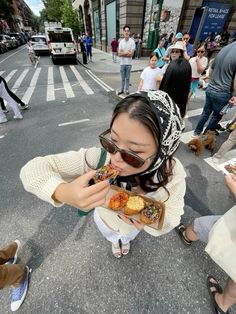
[120,65,132,92]
[194,87,231,135]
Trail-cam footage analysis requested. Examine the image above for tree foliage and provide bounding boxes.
[61,0,81,36]
[42,0,63,22]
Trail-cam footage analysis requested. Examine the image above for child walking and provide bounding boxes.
[137,53,162,91]
[20,91,186,258]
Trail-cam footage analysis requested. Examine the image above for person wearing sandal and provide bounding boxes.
[175,173,236,314]
[20,91,186,259]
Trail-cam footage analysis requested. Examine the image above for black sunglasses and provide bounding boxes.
[99,129,156,168]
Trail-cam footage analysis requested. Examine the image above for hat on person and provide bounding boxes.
[167,41,185,53]
[175,32,183,39]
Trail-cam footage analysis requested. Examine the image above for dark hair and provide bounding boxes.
[110,95,173,193]
[150,52,158,60]
[159,59,191,118]
[123,25,130,31]
[183,32,190,37]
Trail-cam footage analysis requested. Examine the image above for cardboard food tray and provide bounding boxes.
[104,185,165,230]
[218,158,236,175]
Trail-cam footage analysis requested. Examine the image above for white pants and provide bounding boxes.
[0,80,22,119]
[93,209,140,245]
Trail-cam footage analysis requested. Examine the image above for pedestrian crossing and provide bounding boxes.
[0,65,101,105]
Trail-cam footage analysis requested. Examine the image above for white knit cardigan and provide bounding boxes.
[20,147,186,237]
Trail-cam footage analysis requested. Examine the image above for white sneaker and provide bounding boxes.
[191,132,199,138]
[0,116,8,124]
[13,114,23,120]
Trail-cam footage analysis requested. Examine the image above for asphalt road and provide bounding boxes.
[0,46,235,314]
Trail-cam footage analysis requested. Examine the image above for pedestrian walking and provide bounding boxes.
[160,41,185,76]
[189,45,208,98]
[20,90,185,259]
[117,25,135,95]
[153,39,167,68]
[0,76,26,124]
[137,52,162,91]
[159,58,192,118]
[85,34,93,62]
[182,32,194,59]
[192,41,236,137]
[111,37,119,63]
[212,114,236,163]
[135,34,142,59]
[0,240,30,312]
[175,173,236,314]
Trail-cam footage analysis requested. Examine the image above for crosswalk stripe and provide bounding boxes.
[22,67,41,104]
[186,108,202,118]
[86,70,114,92]
[47,66,55,101]
[204,150,236,172]
[59,66,74,98]
[12,69,29,93]
[5,70,17,83]
[0,71,5,76]
[70,66,94,95]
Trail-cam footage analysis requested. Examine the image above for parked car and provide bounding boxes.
[9,33,24,45]
[30,35,49,54]
[0,34,17,49]
[0,41,8,53]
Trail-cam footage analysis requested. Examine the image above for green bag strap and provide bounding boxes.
[78,148,107,217]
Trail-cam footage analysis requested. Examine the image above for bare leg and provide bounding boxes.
[184,223,199,241]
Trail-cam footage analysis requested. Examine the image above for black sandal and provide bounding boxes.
[207,275,230,314]
[175,224,192,246]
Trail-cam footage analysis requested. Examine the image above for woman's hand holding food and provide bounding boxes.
[53,170,110,211]
[118,213,144,231]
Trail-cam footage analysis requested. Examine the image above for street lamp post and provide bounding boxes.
[153,0,164,49]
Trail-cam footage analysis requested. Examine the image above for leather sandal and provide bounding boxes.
[112,243,121,258]
[175,224,192,245]
[207,275,230,314]
[121,242,130,256]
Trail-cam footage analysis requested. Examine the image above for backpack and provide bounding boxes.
[78,148,107,217]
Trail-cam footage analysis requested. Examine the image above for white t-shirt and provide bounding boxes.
[140,66,162,90]
[118,38,135,65]
[189,56,208,78]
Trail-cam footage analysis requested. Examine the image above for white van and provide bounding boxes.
[44,22,77,63]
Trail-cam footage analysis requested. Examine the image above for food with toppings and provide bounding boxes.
[225,163,236,175]
[108,192,129,210]
[124,195,145,215]
[139,203,161,224]
[94,164,119,183]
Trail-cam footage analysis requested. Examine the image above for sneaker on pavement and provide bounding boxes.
[0,116,8,124]
[11,266,30,312]
[13,114,23,120]
[117,90,124,95]
[126,91,129,95]
[20,104,29,110]
[5,240,21,265]
[191,132,199,138]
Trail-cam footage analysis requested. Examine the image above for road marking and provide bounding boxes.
[59,66,74,98]
[70,66,94,95]
[47,66,55,101]
[0,71,5,76]
[85,70,113,92]
[186,108,202,118]
[12,69,29,93]
[5,70,17,83]
[0,134,5,139]
[21,67,41,104]
[58,118,90,127]
[0,45,26,64]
